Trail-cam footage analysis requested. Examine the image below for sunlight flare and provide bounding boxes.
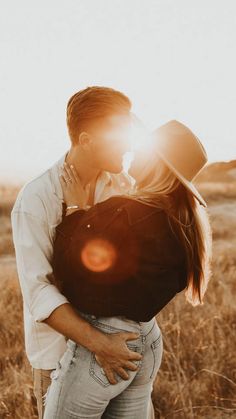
[80,238,117,273]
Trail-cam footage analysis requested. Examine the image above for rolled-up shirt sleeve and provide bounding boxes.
[11,210,70,322]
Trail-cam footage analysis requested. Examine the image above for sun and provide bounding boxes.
[123,113,155,172]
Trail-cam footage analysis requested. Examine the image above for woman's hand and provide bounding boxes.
[59,162,87,208]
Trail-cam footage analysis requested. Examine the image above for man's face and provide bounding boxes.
[87,113,132,173]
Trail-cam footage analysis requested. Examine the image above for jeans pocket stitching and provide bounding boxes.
[89,353,111,387]
[89,345,140,387]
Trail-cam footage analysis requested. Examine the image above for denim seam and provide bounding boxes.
[48,345,78,416]
[150,335,162,379]
[141,319,156,338]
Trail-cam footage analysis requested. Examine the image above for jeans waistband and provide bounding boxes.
[75,309,158,336]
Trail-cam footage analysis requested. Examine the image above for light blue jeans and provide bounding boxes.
[43,310,163,419]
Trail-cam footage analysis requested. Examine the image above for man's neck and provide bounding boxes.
[65,147,101,188]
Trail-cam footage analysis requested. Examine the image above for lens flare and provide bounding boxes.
[129,113,153,151]
[80,238,117,272]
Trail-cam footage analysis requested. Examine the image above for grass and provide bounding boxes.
[0,182,236,418]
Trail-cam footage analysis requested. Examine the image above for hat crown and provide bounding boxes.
[153,120,207,181]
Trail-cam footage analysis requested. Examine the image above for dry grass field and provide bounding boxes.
[0,170,236,418]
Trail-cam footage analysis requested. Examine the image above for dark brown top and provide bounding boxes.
[53,196,187,321]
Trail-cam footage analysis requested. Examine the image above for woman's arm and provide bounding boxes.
[59,162,88,212]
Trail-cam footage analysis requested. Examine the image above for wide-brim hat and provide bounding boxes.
[152,120,208,207]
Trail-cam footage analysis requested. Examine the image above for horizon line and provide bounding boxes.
[1,157,236,189]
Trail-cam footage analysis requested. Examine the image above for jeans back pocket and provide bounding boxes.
[89,343,140,387]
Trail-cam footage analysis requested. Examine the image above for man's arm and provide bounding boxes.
[11,207,142,383]
[11,210,70,321]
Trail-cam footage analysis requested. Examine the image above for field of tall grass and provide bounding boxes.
[0,181,236,418]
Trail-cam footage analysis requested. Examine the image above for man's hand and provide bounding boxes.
[42,303,142,385]
[94,331,142,384]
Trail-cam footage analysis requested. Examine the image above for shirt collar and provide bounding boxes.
[51,150,112,201]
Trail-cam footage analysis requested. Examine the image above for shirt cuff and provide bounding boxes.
[31,284,70,322]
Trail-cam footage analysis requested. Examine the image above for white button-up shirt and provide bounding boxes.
[11,150,132,369]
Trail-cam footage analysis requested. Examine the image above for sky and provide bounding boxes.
[0,0,235,184]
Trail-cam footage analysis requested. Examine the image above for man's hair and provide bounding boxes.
[66,86,132,144]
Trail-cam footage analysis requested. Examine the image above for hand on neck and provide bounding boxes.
[65,146,101,188]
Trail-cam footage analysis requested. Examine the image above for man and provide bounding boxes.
[11,86,156,418]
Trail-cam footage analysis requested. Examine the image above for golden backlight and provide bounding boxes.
[129,113,153,151]
[123,114,155,172]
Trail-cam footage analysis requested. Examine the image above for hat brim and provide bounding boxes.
[156,150,207,208]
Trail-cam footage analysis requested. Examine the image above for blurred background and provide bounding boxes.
[0,1,236,418]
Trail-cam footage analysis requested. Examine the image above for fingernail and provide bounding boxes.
[70,165,73,168]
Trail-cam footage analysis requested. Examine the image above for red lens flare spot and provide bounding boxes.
[80,238,117,272]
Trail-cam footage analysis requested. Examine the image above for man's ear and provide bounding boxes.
[78,131,92,149]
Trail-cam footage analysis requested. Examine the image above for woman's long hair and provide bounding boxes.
[127,156,212,306]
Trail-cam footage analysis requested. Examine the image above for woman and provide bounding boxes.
[43,120,212,418]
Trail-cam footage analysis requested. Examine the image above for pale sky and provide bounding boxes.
[0,0,235,185]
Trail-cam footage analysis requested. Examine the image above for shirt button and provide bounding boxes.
[90,314,96,319]
[87,224,91,228]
